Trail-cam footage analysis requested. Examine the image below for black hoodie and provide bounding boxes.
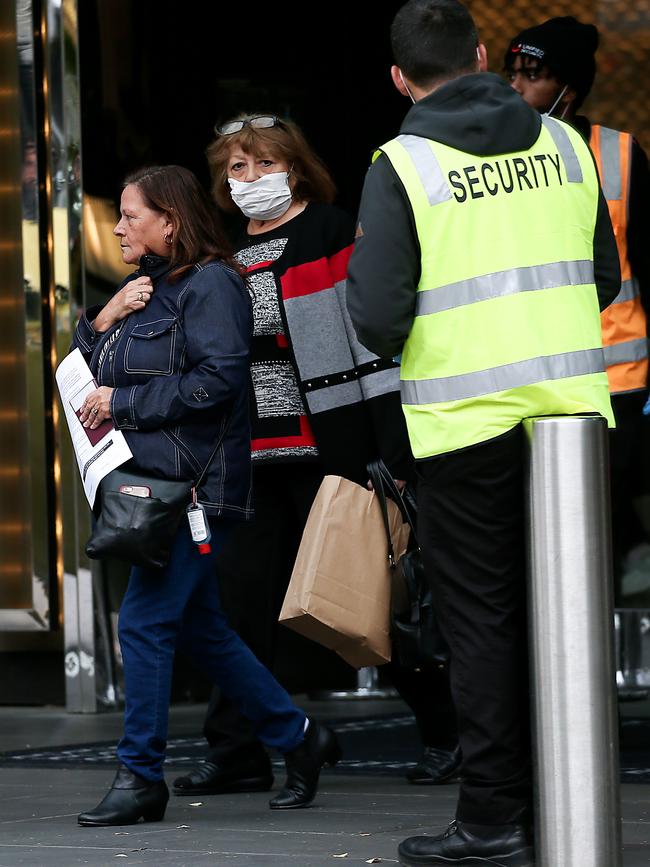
[347,73,620,360]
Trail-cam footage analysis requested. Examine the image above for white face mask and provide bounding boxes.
[228,171,293,221]
[543,84,569,118]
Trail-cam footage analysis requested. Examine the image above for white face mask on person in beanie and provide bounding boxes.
[544,84,569,118]
[228,172,293,221]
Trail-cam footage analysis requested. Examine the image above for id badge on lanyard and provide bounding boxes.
[187,487,211,554]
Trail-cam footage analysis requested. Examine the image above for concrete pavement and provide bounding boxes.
[0,702,647,866]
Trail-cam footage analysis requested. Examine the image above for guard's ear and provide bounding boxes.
[477,43,488,72]
[391,65,411,97]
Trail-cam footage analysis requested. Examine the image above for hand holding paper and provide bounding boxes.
[55,349,133,507]
[77,385,114,429]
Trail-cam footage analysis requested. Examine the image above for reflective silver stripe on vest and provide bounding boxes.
[401,348,605,405]
[612,277,639,305]
[542,117,583,183]
[395,134,453,206]
[599,127,622,201]
[603,337,649,367]
[416,259,594,316]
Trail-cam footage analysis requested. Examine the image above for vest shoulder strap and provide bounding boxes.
[590,125,632,202]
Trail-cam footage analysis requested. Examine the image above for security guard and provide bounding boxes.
[347,1,620,864]
[505,15,650,601]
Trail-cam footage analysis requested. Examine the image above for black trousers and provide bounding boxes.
[610,391,648,601]
[203,462,457,763]
[416,426,531,825]
[203,463,322,762]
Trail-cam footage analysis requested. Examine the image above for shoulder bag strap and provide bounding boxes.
[367,459,418,566]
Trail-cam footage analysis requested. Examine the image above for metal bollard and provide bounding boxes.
[525,415,621,867]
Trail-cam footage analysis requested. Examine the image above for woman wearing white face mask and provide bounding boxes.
[205,114,382,481]
[171,116,459,803]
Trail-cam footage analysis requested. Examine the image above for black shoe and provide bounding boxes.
[398,820,534,866]
[405,745,462,785]
[78,765,169,827]
[172,754,274,795]
[269,719,342,810]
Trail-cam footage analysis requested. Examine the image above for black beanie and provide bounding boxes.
[505,16,599,104]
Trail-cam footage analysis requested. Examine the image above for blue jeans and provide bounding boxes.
[117,518,306,781]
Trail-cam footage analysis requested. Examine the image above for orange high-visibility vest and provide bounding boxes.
[591,125,648,394]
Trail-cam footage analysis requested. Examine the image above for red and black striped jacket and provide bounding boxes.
[236,200,412,484]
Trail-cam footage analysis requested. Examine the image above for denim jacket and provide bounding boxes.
[71,255,253,519]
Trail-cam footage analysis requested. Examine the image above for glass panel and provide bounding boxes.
[0,0,51,625]
[0,1,35,607]
[53,0,88,577]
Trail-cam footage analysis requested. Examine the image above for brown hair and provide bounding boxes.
[206,115,337,213]
[123,165,243,281]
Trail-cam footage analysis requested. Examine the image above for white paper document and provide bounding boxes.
[55,348,133,507]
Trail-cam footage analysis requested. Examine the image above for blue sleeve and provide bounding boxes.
[70,305,104,363]
[111,265,252,431]
[70,272,139,363]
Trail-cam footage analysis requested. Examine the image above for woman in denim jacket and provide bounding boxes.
[73,165,340,827]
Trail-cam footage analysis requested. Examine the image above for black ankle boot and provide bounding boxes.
[172,750,274,795]
[269,719,342,810]
[78,765,169,826]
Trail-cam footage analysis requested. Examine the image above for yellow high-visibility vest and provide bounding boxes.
[377,117,614,458]
[591,125,649,395]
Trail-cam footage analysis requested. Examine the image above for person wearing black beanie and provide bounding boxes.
[506,17,650,602]
[504,16,598,114]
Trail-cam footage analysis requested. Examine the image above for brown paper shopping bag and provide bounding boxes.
[279,475,411,668]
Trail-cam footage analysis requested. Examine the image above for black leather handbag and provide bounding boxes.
[85,468,193,569]
[367,460,449,669]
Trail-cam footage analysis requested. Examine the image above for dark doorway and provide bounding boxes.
[77,1,409,697]
[79,1,407,217]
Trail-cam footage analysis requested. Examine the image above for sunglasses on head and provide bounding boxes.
[216,115,282,136]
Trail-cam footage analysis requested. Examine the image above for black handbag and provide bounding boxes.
[367,460,449,669]
[85,468,193,569]
[85,434,222,570]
